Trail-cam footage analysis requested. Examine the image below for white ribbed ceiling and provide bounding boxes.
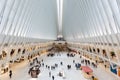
[62,0,120,42]
[0,0,120,41]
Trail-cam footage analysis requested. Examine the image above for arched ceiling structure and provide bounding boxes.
[0,0,58,41]
[62,0,120,42]
[26,0,58,40]
[1,1,120,79]
[0,0,120,43]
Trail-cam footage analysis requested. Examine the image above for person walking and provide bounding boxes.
[60,62,63,65]
[42,63,44,67]
[52,75,54,80]
[49,71,51,77]
[73,60,75,63]
[9,70,12,79]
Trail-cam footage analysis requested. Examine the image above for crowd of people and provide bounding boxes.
[47,53,55,57]
[28,57,41,78]
[0,49,101,80]
[27,51,98,80]
[28,66,40,78]
[67,52,76,57]
[28,53,67,80]
[81,59,98,68]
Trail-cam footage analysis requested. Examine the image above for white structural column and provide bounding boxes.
[57,0,63,37]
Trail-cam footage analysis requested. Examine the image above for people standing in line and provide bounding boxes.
[52,75,54,80]
[9,70,12,79]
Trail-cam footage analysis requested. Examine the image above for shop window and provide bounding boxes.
[97,48,100,53]
[2,51,7,57]
[110,51,116,59]
[0,54,2,60]
[93,48,96,52]
[10,49,15,56]
[18,48,21,53]
[99,58,104,63]
[102,49,108,58]
[104,60,110,68]
[22,49,26,54]
[110,51,117,62]
[89,48,92,52]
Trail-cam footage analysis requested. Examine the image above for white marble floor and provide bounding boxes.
[0,52,119,80]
